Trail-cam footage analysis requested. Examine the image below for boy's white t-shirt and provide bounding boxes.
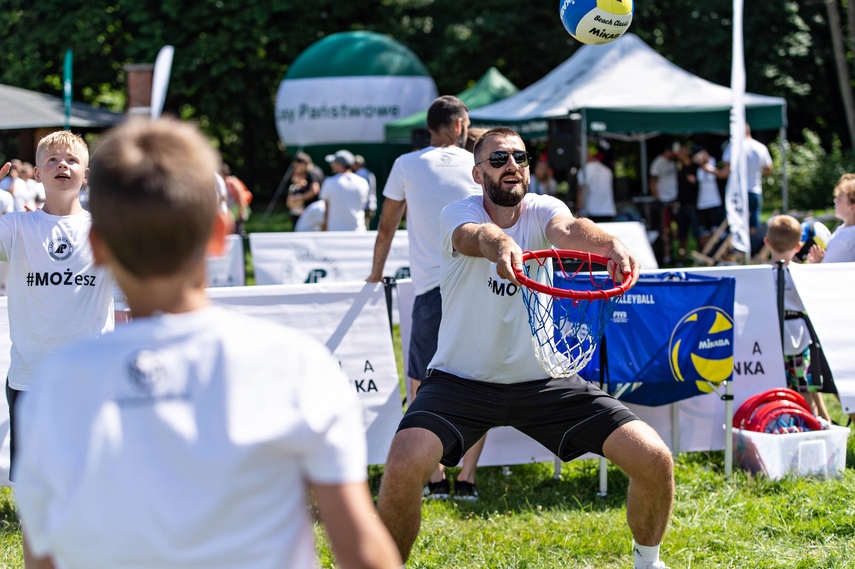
[429,193,568,383]
[0,210,114,389]
[14,306,367,569]
[383,146,481,295]
[824,224,855,263]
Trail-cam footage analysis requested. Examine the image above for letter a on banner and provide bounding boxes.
[725,0,750,258]
[151,45,175,120]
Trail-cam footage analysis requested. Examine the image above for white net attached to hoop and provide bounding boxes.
[518,251,626,378]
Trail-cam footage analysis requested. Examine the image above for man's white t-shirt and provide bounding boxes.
[429,194,569,383]
[824,224,855,263]
[383,146,481,295]
[649,154,678,203]
[14,307,367,569]
[696,159,723,210]
[577,160,616,217]
[320,172,369,231]
[722,138,773,195]
[0,210,114,390]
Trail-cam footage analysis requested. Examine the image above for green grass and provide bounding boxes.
[317,393,855,568]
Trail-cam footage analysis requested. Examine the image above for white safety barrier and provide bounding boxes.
[249,230,410,285]
[206,234,246,287]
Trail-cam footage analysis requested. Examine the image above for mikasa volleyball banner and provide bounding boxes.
[275,76,436,145]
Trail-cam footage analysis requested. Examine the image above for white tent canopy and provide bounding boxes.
[469,33,786,140]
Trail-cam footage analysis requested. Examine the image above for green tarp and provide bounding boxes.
[384,67,519,143]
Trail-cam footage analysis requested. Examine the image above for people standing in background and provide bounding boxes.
[285,152,323,228]
[719,123,773,235]
[765,215,832,422]
[808,173,855,263]
[321,149,369,232]
[691,146,725,251]
[353,155,377,227]
[530,156,558,197]
[220,163,252,236]
[576,145,615,222]
[649,144,680,265]
[675,144,698,263]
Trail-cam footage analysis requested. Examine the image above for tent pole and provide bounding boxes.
[780,126,788,212]
[580,110,588,171]
[640,139,649,195]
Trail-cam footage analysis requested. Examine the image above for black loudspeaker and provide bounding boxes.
[547,118,582,171]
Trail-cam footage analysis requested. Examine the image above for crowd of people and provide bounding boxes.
[0,96,853,569]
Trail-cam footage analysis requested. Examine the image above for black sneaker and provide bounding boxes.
[423,479,451,500]
[453,480,478,501]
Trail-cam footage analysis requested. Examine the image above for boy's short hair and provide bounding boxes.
[87,118,220,278]
[766,214,802,254]
[36,130,90,167]
[833,173,855,204]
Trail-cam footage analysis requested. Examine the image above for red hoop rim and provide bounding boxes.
[513,249,632,300]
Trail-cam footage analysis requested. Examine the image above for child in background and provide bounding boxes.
[13,118,401,569]
[764,215,831,422]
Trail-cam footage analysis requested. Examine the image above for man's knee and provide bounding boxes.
[384,427,444,484]
[604,421,673,482]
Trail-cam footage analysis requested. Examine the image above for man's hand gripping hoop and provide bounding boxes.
[514,249,632,378]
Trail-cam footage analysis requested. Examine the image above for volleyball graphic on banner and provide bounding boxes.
[669,307,734,393]
[559,0,633,45]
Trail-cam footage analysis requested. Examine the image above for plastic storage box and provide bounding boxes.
[732,425,849,480]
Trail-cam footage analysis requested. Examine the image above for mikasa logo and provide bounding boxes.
[698,338,731,349]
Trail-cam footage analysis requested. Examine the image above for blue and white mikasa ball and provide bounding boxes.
[560,0,634,45]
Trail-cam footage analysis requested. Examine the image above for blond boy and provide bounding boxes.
[13,118,400,569]
[1,132,117,478]
[764,215,831,421]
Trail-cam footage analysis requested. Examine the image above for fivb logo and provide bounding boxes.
[48,237,73,261]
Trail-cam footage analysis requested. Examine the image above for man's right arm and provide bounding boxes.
[452,222,523,286]
[366,198,406,282]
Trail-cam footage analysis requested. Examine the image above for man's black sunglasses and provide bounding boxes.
[476,150,531,169]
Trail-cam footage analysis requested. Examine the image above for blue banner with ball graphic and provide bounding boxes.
[570,272,736,406]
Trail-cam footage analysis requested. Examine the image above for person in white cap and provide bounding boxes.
[320,149,370,231]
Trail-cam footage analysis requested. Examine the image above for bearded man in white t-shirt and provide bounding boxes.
[367,95,484,500]
[376,127,675,569]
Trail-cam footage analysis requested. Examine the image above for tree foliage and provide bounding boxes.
[0,0,851,199]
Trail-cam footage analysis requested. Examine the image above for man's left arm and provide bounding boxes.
[545,213,639,287]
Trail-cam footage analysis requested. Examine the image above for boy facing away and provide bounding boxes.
[13,118,401,569]
[0,132,117,482]
[764,214,831,422]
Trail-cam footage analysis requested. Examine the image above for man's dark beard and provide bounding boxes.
[484,174,527,207]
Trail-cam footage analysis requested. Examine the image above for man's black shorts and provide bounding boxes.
[399,369,638,467]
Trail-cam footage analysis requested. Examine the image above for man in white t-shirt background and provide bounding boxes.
[649,144,680,264]
[320,149,370,232]
[367,95,485,500]
[576,144,616,222]
[720,123,773,236]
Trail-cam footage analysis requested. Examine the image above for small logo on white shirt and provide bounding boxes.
[48,237,73,261]
[127,349,166,392]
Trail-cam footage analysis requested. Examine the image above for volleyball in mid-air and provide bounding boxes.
[559,0,633,45]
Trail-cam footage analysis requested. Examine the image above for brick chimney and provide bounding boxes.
[124,63,154,116]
